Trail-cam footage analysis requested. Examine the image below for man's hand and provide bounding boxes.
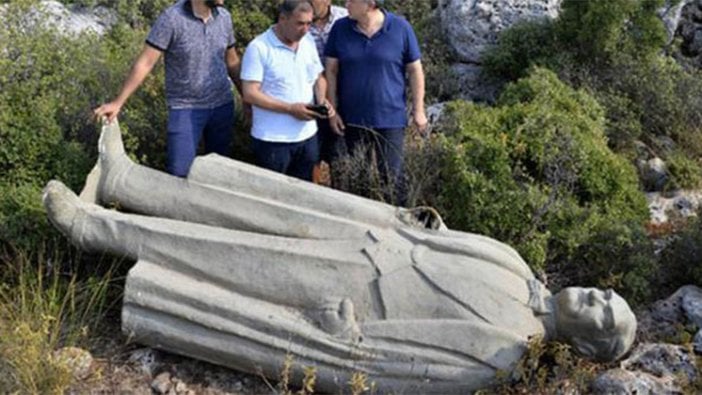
[288,103,318,121]
[323,98,337,119]
[413,110,428,135]
[329,114,345,136]
[94,101,123,123]
[93,45,162,124]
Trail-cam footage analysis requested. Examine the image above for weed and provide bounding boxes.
[0,247,117,393]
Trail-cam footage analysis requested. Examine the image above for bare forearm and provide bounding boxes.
[408,63,425,115]
[227,49,243,96]
[315,75,327,104]
[325,59,339,107]
[242,84,292,113]
[114,50,160,105]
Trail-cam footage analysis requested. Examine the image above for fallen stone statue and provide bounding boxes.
[42,122,637,393]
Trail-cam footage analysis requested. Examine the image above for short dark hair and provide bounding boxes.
[279,0,314,16]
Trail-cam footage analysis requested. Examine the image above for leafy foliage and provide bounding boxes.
[436,68,655,301]
[483,0,702,194]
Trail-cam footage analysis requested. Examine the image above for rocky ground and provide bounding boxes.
[65,330,271,394]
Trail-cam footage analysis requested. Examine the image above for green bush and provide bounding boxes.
[659,214,702,294]
[435,68,654,301]
[482,20,562,82]
[0,2,168,249]
[484,0,702,198]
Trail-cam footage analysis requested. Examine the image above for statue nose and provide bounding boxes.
[588,290,605,306]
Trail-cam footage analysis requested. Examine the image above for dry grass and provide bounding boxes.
[331,130,446,208]
[0,247,117,393]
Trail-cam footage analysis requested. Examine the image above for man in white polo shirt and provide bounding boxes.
[241,0,335,181]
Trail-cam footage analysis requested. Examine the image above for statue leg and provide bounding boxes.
[187,154,408,229]
[79,122,374,240]
[44,180,377,315]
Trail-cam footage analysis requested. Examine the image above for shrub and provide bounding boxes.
[482,20,562,82]
[659,214,702,294]
[483,0,702,199]
[0,248,115,393]
[556,0,668,65]
[435,68,654,300]
[0,2,169,249]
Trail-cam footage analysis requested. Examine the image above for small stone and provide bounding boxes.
[53,346,93,380]
[174,379,188,393]
[151,372,173,394]
[128,348,161,376]
[232,380,244,392]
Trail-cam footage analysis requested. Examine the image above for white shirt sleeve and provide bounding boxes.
[241,41,265,82]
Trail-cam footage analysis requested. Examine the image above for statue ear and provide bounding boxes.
[569,336,595,358]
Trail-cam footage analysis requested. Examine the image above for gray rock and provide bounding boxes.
[678,0,702,64]
[646,191,702,224]
[640,157,668,192]
[449,63,499,102]
[681,285,702,328]
[638,285,702,344]
[426,102,447,134]
[439,0,562,64]
[621,343,697,383]
[0,0,116,37]
[592,368,679,395]
[658,0,696,44]
[128,348,162,376]
[694,330,702,354]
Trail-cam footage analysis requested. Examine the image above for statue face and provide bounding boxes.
[554,287,636,360]
[556,287,620,332]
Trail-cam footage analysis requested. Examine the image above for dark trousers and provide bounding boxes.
[344,126,406,205]
[167,101,234,177]
[317,118,343,164]
[251,134,319,182]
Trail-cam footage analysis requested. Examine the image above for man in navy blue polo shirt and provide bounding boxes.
[94,0,242,177]
[325,0,427,204]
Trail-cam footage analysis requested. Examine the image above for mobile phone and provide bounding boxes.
[306,104,329,118]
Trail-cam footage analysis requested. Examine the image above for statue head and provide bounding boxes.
[554,287,636,361]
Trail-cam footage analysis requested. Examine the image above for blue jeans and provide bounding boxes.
[167,101,234,177]
[345,126,406,205]
[251,134,319,182]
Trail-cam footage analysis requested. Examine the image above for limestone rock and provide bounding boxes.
[439,0,562,64]
[426,102,447,134]
[638,286,702,342]
[592,368,679,395]
[659,0,696,44]
[646,191,702,224]
[0,0,116,37]
[449,63,499,102]
[639,157,668,192]
[151,371,173,394]
[53,346,94,380]
[621,343,697,383]
[678,0,702,63]
[128,347,163,376]
[694,330,702,354]
[680,285,702,328]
